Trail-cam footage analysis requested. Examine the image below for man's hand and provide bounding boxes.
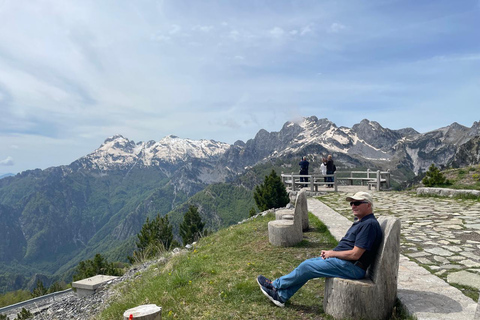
[321,250,335,259]
[321,246,366,261]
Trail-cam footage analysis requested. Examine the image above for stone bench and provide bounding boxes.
[268,189,308,246]
[72,274,119,298]
[323,216,401,320]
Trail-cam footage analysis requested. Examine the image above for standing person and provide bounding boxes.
[298,156,309,187]
[320,157,327,186]
[326,155,335,187]
[256,192,382,307]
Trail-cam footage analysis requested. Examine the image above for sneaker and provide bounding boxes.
[257,275,274,289]
[259,284,285,307]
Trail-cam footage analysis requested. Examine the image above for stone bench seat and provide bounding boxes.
[323,216,401,320]
[268,190,308,246]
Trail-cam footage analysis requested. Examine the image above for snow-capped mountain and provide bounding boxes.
[207,115,479,186]
[77,134,230,171]
[1,115,478,294]
[73,116,480,182]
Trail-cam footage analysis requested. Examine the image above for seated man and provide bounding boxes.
[257,191,382,307]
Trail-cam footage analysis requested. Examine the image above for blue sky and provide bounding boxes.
[1,0,479,175]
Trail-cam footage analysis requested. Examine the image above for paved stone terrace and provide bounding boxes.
[306,186,480,320]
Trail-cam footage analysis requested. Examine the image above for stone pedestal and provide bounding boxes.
[123,304,162,320]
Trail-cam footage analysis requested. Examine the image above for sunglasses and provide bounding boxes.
[350,201,368,206]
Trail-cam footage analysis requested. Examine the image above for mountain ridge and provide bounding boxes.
[0,116,479,294]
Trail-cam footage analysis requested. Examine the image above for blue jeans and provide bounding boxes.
[272,257,365,301]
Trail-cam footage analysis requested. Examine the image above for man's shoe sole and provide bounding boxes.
[259,285,285,307]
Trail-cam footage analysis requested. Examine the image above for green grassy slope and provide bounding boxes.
[99,213,337,319]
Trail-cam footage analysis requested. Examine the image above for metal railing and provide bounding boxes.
[281,170,391,192]
[0,288,73,316]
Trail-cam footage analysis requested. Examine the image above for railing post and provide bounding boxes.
[291,172,295,191]
[376,170,381,190]
[310,175,314,192]
[334,173,338,192]
[367,169,370,179]
[386,170,391,189]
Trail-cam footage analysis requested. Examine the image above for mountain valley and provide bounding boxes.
[0,116,479,294]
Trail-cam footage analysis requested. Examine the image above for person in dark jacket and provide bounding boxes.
[257,192,382,307]
[326,154,335,187]
[298,156,309,187]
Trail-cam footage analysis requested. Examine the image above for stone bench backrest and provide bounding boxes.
[366,216,401,287]
[293,190,307,226]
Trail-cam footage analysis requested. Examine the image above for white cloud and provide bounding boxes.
[0,0,479,174]
[192,25,214,33]
[269,27,285,38]
[300,25,313,36]
[0,156,14,166]
[169,24,182,35]
[328,22,346,33]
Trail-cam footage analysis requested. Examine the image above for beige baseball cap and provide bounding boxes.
[346,192,373,204]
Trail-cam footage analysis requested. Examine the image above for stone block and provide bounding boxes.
[268,190,307,246]
[123,304,162,320]
[72,275,118,298]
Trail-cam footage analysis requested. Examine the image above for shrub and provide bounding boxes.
[129,214,174,263]
[422,164,450,187]
[253,170,290,211]
[73,253,122,281]
[179,205,205,245]
[31,279,47,298]
[15,308,32,320]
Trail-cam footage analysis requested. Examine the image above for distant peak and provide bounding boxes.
[104,134,127,143]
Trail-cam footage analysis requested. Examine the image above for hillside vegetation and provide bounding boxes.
[97,213,409,320]
[441,164,480,190]
[100,213,336,319]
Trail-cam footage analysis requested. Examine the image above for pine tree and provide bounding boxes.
[179,205,205,245]
[31,280,47,298]
[135,214,173,254]
[422,164,449,187]
[253,169,290,211]
[73,253,121,281]
[15,308,32,320]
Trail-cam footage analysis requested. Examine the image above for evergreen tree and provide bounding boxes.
[31,280,47,298]
[135,214,173,252]
[15,308,32,320]
[73,253,121,281]
[249,207,257,217]
[129,214,174,263]
[179,205,205,245]
[422,164,449,187]
[47,281,66,294]
[253,169,290,211]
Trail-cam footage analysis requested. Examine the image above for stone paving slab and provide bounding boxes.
[307,194,478,320]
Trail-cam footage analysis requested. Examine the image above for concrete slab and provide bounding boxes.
[72,275,118,297]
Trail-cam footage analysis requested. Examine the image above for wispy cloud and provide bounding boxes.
[328,22,346,33]
[0,0,479,174]
[0,156,14,166]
